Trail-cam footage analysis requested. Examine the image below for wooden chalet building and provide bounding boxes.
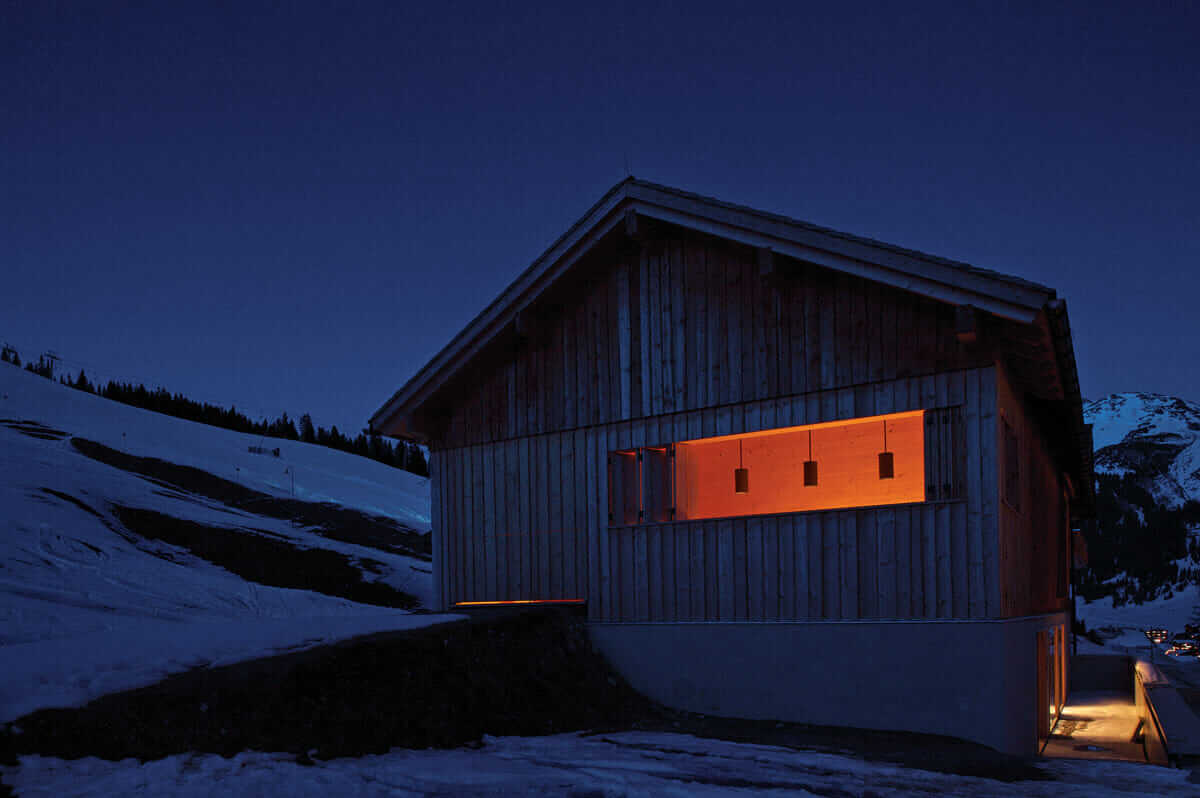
[371,179,1094,756]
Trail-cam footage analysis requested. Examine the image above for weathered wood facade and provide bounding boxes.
[432,366,1001,621]
[417,223,1080,622]
[373,179,1091,754]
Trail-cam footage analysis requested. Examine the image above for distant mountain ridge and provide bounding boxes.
[1086,392,1200,509]
[1079,392,1200,605]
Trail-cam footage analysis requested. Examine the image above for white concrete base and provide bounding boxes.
[589,614,1068,756]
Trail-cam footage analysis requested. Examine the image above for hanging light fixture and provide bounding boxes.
[878,420,895,480]
[734,439,749,494]
[803,429,818,487]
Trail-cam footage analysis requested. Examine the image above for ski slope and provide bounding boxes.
[0,365,456,722]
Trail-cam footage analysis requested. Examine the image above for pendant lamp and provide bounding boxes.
[878,420,895,480]
[803,429,819,487]
[734,439,749,494]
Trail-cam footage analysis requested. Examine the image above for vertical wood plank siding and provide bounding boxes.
[426,232,1013,619]
[437,236,986,448]
[996,364,1072,618]
[437,367,998,620]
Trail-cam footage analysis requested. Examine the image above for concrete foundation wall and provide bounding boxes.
[590,613,1068,756]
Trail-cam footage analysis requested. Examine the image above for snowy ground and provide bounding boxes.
[0,366,456,722]
[5,732,1196,797]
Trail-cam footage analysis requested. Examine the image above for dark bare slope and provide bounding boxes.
[0,610,1049,783]
[71,438,430,558]
[111,505,418,610]
[0,419,68,440]
[1,611,650,762]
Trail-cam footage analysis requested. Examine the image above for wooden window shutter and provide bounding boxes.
[924,406,966,501]
[608,450,640,525]
[642,445,674,523]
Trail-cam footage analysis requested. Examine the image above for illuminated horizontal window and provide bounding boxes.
[610,410,926,525]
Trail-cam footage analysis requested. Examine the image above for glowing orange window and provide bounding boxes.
[610,410,926,524]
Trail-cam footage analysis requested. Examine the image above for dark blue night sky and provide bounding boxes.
[3,2,1197,433]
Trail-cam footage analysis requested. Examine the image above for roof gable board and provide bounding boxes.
[371,178,1057,433]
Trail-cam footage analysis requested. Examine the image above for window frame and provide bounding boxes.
[608,444,675,527]
[607,409,943,527]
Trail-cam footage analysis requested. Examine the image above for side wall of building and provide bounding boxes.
[433,365,1002,620]
[996,363,1073,618]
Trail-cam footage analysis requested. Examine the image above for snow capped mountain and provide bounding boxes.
[1077,392,1200,614]
[1085,392,1200,509]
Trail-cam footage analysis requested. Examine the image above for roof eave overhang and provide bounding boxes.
[1044,298,1096,516]
[371,179,1056,439]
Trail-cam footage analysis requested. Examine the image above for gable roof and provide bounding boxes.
[371,177,1060,435]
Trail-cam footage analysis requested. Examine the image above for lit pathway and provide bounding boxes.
[1042,689,1147,763]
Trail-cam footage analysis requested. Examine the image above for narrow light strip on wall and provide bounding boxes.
[453,599,586,607]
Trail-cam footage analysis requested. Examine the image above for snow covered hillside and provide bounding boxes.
[0,365,454,722]
[1086,392,1200,508]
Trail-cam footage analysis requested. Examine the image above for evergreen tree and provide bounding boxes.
[26,356,54,379]
[404,442,430,477]
[19,357,425,475]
